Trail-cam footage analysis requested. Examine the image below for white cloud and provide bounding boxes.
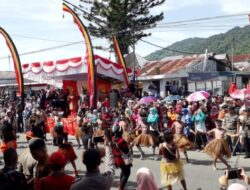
[0,0,63,22]
[218,0,250,14]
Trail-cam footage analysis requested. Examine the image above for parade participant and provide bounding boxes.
[93,118,105,138]
[29,138,50,187]
[192,108,207,151]
[125,100,134,119]
[223,106,239,152]
[147,107,159,132]
[172,113,193,162]
[218,105,228,120]
[36,151,74,190]
[241,108,250,158]
[81,123,94,150]
[159,129,187,190]
[16,104,24,132]
[181,108,192,138]
[204,119,231,171]
[0,121,17,153]
[159,103,168,131]
[57,140,78,176]
[136,167,158,190]
[134,108,156,160]
[0,148,28,190]
[29,112,45,140]
[75,111,83,149]
[119,114,135,146]
[70,137,115,190]
[175,101,182,114]
[91,109,98,131]
[111,125,132,190]
[68,89,77,116]
[167,105,176,128]
[210,105,219,120]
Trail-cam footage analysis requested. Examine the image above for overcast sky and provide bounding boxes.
[0,0,250,71]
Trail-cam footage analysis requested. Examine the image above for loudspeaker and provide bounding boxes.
[109,91,118,108]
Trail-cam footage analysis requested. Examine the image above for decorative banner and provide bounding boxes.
[0,27,24,104]
[63,2,97,108]
[113,36,129,87]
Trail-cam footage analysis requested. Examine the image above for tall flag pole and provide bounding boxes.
[63,2,97,108]
[0,27,24,107]
[113,36,130,87]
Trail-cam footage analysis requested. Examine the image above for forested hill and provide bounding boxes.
[145,25,250,61]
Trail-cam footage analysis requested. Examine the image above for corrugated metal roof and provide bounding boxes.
[0,71,36,84]
[231,54,250,63]
[138,56,201,77]
[0,71,16,79]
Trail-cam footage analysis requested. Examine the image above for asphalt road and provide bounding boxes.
[11,134,250,190]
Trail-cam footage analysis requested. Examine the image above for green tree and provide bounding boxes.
[78,0,165,55]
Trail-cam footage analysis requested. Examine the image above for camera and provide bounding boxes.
[226,168,242,179]
[93,136,104,143]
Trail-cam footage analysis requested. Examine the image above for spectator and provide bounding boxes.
[136,167,158,190]
[228,183,247,190]
[36,151,74,190]
[29,138,50,185]
[0,148,28,190]
[0,121,17,154]
[70,136,115,190]
[18,148,37,190]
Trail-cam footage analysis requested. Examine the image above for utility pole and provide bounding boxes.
[231,37,235,83]
[203,49,208,71]
[8,55,11,71]
[133,42,136,84]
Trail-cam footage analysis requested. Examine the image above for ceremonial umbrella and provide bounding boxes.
[164,95,181,102]
[187,90,210,102]
[139,96,157,105]
[230,88,250,100]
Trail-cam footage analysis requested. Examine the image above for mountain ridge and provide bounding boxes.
[145,25,250,61]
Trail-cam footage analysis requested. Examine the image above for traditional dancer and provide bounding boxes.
[172,114,193,162]
[134,108,157,160]
[204,119,231,171]
[75,111,83,149]
[159,129,187,190]
[119,114,135,146]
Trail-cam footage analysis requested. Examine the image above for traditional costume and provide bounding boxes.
[160,142,184,186]
[204,138,231,159]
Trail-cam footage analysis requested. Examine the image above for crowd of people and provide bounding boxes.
[0,87,250,190]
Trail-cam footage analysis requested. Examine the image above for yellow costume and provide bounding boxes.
[160,159,184,186]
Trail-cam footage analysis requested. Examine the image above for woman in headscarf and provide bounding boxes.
[136,167,158,190]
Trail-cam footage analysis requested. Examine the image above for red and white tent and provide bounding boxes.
[22,55,133,88]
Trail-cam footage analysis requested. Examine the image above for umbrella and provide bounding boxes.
[139,96,157,105]
[164,95,181,102]
[187,90,210,102]
[228,82,237,95]
[230,88,250,100]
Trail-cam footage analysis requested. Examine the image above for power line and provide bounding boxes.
[0,41,83,60]
[139,39,198,55]
[11,34,75,43]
